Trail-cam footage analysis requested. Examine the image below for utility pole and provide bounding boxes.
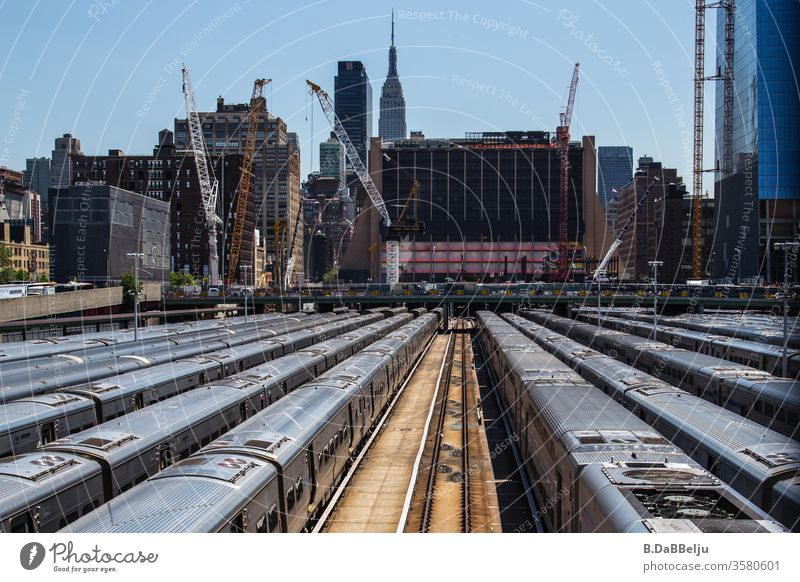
[649,260,663,340]
[773,242,798,377]
[126,252,144,341]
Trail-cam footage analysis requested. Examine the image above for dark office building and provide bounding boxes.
[48,184,170,284]
[376,131,588,282]
[335,61,372,168]
[70,131,247,282]
[597,146,633,229]
[712,0,800,283]
[616,157,681,282]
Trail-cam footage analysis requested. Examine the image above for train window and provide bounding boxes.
[287,488,296,511]
[296,479,304,500]
[9,512,34,533]
[268,505,279,532]
[788,411,798,427]
[323,445,331,463]
[318,452,323,466]
[256,514,268,533]
[764,402,774,417]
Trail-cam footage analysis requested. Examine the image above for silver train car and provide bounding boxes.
[521,310,800,439]
[476,311,786,533]
[0,313,350,404]
[577,311,800,379]
[60,310,442,533]
[0,313,419,533]
[502,312,800,531]
[616,311,800,349]
[0,313,288,365]
[0,313,384,458]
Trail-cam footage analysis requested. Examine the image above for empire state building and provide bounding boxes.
[378,11,407,141]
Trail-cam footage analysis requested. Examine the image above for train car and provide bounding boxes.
[577,311,800,378]
[522,310,800,439]
[476,311,786,533]
[0,313,351,405]
[0,313,386,457]
[0,314,418,533]
[501,312,800,531]
[61,313,439,533]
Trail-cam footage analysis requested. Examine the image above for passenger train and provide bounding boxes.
[520,310,800,439]
[0,312,356,404]
[0,311,438,533]
[0,312,384,458]
[58,310,442,533]
[501,312,800,531]
[577,310,800,378]
[475,311,787,533]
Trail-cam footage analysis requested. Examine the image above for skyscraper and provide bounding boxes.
[23,157,50,200]
[319,135,345,189]
[175,95,303,286]
[334,61,372,167]
[378,11,407,142]
[49,134,82,191]
[712,0,800,283]
[597,146,633,229]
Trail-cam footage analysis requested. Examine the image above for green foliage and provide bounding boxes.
[120,270,142,305]
[322,267,339,284]
[170,271,196,287]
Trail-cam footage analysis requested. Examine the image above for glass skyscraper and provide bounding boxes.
[712,0,799,283]
[334,61,372,168]
[597,146,633,227]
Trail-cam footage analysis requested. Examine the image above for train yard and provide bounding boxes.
[0,305,796,533]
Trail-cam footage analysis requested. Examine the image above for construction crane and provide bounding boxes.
[227,78,270,285]
[555,63,580,280]
[306,80,400,285]
[181,66,222,285]
[593,176,661,283]
[283,200,302,289]
[692,0,735,280]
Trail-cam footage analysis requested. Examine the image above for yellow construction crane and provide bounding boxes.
[227,78,270,284]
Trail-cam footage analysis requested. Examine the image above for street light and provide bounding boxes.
[648,260,663,339]
[126,252,144,341]
[241,264,251,325]
[773,242,799,377]
[431,245,436,284]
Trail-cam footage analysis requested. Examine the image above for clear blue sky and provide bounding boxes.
[0,0,719,192]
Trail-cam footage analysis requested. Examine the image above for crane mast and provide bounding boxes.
[556,63,580,280]
[227,78,270,284]
[182,67,222,285]
[306,80,400,285]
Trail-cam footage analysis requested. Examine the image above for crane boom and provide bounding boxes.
[593,176,660,282]
[307,80,400,285]
[557,63,580,278]
[182,66,221,285]
[306,80,391,226]
[227,78,269,284]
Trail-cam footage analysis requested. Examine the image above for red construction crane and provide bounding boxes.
[555,63,580,280]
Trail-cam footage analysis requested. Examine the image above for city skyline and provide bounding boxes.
[0,1,728,193]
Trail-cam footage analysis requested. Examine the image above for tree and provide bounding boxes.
[0,242,13,284]
[120,270,142,305]
[170,271,196,287]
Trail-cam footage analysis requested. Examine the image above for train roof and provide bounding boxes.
[0,452,101,518]
[63,454,277,533]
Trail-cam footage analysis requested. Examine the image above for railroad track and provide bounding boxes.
[417,318,474,533]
